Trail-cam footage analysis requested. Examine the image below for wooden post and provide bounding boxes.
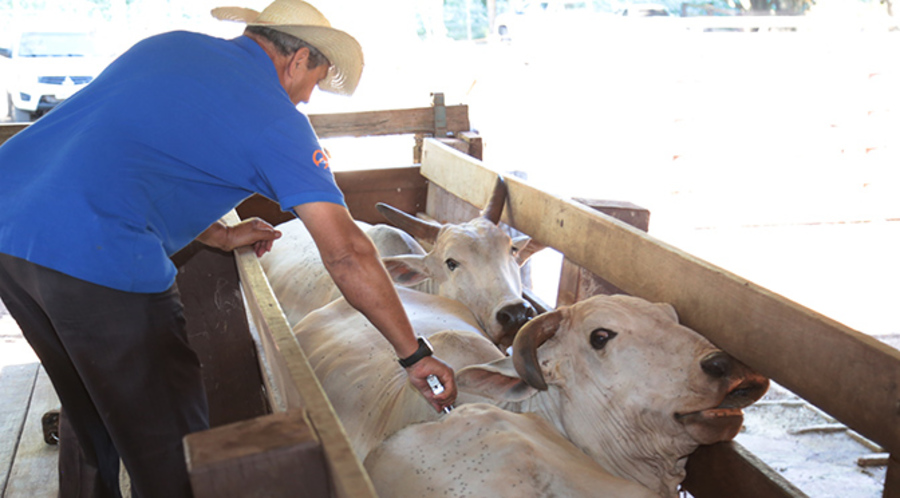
[175,243,269,428]
[184,409,329,498]
[886,454,900,498]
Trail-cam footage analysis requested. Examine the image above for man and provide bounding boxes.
[0,1,456,496]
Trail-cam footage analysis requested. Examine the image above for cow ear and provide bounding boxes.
[655,302,679,323]
[513,236,543,266]
[456,357,538,403]
[382,255,431,286]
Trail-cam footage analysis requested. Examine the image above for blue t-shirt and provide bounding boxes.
[0,32,345,292]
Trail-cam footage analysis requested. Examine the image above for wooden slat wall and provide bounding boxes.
[0,123,27,145]
[175,244,269,427]
[682,442,808,497]
[227,212,377,498]
[419,138,900,495]
[236,167,428,229]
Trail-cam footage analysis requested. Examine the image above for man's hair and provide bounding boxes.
[245,25,330,69]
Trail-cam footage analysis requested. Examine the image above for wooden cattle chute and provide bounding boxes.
[416,139,900,498]
[2,93,898,497]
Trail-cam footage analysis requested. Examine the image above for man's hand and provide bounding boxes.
[197,218,282,257]
[405,356,457,413]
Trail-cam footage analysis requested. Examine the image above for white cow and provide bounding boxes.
[262,177,538,348]
[298,293,769,496]
[364,403,656,498]
[294,287,506,461]
[259,219,424,325]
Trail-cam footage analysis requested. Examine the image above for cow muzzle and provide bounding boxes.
[495,301,536,349]
[676,352,769,445]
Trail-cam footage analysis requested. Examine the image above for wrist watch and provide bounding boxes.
[398,337,434,368]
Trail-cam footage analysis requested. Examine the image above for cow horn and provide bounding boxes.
[376,203,442,243]
[511,309,564,391]
[479,176,507,225]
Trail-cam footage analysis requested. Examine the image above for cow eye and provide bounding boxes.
[445,258,460,271]
[590,328,618,350]
[510,246,519,256]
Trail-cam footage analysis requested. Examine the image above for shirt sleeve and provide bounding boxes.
[252,112,346,211]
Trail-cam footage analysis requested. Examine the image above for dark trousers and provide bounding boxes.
[0,253,208,498]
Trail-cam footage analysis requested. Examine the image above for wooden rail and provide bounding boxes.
[309,104,469,139]
[0,101,469,146]
[419,137,900,497]
[228,210,377,498]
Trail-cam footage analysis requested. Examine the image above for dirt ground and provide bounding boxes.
[2,15,898,497]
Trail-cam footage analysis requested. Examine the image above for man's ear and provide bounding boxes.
[287,46,310,75]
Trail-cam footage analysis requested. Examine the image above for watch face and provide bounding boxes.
[419,336,434,354]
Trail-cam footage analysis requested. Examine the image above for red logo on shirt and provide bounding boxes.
[313,149,329,169]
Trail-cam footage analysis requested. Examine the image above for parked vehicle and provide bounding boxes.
[0,29,111,122]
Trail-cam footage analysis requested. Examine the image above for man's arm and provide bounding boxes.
[196,217,282,257]
[293,201,457,412]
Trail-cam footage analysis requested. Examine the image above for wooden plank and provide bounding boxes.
[0,105,471,147]
[0,363,39,495]
[886,454,900,498]
[336,167,428,225]
[0,123,28,146]
[4,367,59,498]
[419,138,900,456]
[682,442,808,497]
[309,105,469,139]
[235,167,428,229]
[175,244,269,428]
[228,211,377,498]
[185,409,328,498]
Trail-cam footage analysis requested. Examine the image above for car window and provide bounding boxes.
[17,32,98,58]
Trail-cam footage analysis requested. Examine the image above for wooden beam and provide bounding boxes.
[419,138,900,457]
[556,199,651,307]
[309,105,470,139]
[185,409,328,498]
[0,123,28,146]
[0,105,472,146]
[682,442,808,497]
[229,211,377,498]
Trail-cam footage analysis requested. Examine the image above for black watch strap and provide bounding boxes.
[398,337,433,368]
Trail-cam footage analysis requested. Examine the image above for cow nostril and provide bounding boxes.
[497,302,535,331]
[700,352,733,379]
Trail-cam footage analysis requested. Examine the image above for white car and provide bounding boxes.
[1,30,111,122]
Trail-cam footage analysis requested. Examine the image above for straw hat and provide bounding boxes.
[212,0,363,95]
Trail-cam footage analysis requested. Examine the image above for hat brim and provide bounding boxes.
[212,6,363,96]
[264,25,363,96]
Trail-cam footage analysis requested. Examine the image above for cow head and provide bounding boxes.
[456,294,769,497]
[376,177,539,349]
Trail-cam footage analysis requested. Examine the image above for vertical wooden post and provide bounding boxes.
[885,454,900,498]
[175,242,269,428]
